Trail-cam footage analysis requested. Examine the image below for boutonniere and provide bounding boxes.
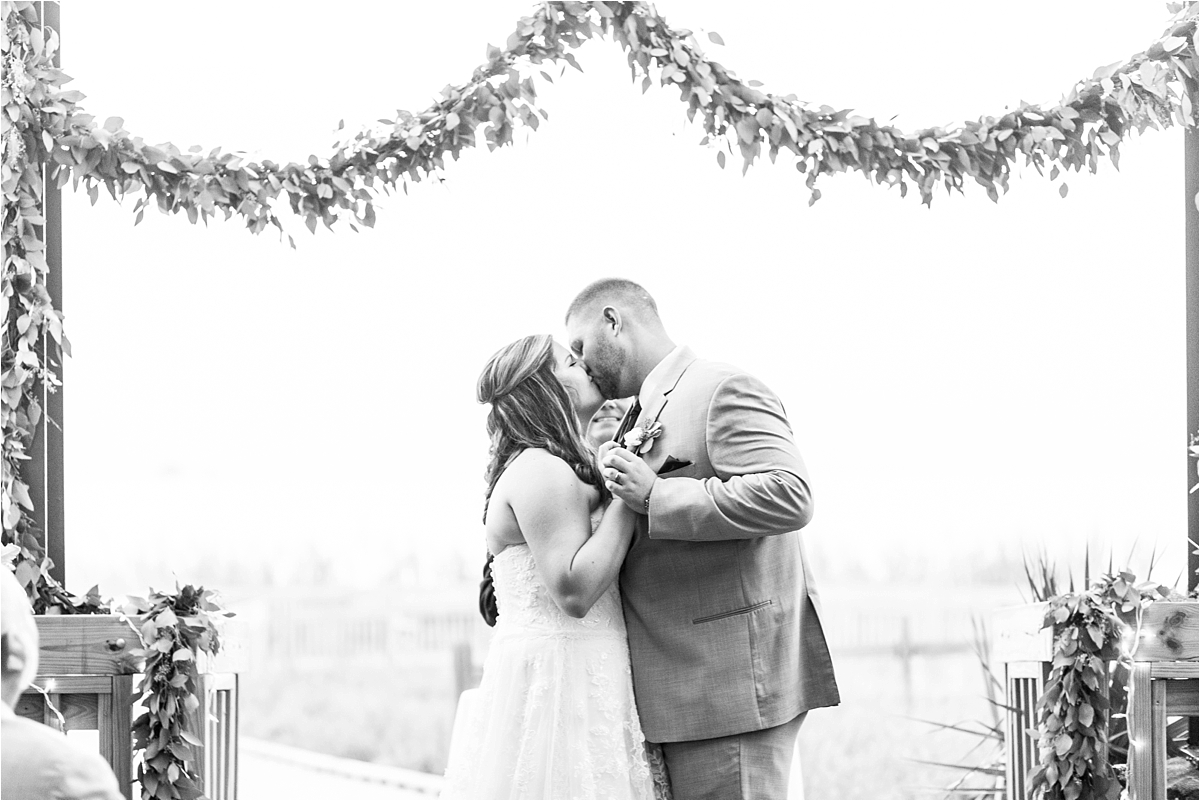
[623,420,664,455]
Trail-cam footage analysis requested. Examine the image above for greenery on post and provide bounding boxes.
[125,585,231,800]
[2,1,71,603]
[1028,570,1177,800]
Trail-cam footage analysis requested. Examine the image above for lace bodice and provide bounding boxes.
[442,505,667,800]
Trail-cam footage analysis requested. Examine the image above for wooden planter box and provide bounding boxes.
[16,615,238,800]
[33,614,141,674]
[993,600,1199,800]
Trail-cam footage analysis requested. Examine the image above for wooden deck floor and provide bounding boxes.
[238,738,440,799]
[236,735,807,799]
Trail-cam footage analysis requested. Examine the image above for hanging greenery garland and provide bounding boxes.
[1,0,1196,634]
[3,0,1196,610]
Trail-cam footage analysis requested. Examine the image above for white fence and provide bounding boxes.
[226,582,1017,679]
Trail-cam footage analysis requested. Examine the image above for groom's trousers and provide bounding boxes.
[658,711,806,800]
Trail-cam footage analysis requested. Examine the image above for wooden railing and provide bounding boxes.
[994,601,1199,800]
[17,672,137,794]
[198,672,240,800]
[1125,601,1198,799]
[17,615,238,800]
[992,603,1051,800]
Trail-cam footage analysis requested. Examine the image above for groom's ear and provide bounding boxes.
[602,306,622,334]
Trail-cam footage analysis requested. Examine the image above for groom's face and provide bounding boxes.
[566,310,626,400]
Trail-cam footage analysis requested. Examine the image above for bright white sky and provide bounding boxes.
[58,2,1191,594]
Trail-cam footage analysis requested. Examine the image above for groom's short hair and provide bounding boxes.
[565,278,660,324]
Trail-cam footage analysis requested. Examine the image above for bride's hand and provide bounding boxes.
[595,440,620,475]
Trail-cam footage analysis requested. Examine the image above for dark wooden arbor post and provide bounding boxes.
[24,0,65,586]
[1186,68,1199,597]
[1184,45,1199,751]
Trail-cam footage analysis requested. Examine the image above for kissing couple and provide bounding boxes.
[441,279,839,800]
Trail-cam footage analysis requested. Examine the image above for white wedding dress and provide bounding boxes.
[441,510,665,799]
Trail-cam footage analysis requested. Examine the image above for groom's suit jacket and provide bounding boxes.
[618,346,839,743]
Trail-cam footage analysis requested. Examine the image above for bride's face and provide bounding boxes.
[552,341,604,423]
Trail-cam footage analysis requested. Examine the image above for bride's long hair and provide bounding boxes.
[477,334,602,523]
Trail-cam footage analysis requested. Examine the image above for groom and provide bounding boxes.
[565,278,839,800]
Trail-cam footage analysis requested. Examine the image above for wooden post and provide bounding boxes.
[197,672,239,800]
[1186,59,1199,752]
[24,1,66,586]
[897,617,913,713]
[452,641,474,701]
[1126,663,1155,800]
[993,602,1054,799]
[1186,50,1198,598]
[111,675,134,800]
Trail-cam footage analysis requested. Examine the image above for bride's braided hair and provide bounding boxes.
[477,334,603,524]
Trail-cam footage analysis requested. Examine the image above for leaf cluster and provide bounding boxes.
[124,584,233,800]
[616,3,1196,209]
[1027,571,1171,800]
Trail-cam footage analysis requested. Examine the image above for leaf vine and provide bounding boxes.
[1028,571,1173,800]
[125,585,233,801]
[2,1,70,601]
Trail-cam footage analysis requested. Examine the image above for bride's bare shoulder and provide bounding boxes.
[501,448,580,490]
[489,451,572,552]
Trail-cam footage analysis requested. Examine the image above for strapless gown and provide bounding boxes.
[441,522,664,799]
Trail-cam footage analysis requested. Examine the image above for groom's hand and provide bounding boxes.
[601,446,656,514]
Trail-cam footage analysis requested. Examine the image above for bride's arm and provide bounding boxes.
[506,450,637,618]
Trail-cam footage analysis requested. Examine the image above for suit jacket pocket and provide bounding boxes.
[692,599,773,625]
[656,456,694,476]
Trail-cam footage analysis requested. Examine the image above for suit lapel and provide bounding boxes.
[635,348,697,469]
[641,347,697,425]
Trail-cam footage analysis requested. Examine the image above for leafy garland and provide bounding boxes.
[2,1,1196,599]
[1028,571,1173,800]
[124,584,232,801]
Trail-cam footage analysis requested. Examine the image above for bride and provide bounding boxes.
[440,334,667,800]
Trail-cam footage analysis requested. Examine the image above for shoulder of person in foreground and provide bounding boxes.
[1,713,124,800]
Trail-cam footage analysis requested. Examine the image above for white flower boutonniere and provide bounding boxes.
[623,420,664,455]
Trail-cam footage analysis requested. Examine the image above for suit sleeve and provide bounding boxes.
[60,750,125,799]
[647,372,813,541]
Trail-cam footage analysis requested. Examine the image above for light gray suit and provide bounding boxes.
[1,706,123,799]
[618,347,839,798]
